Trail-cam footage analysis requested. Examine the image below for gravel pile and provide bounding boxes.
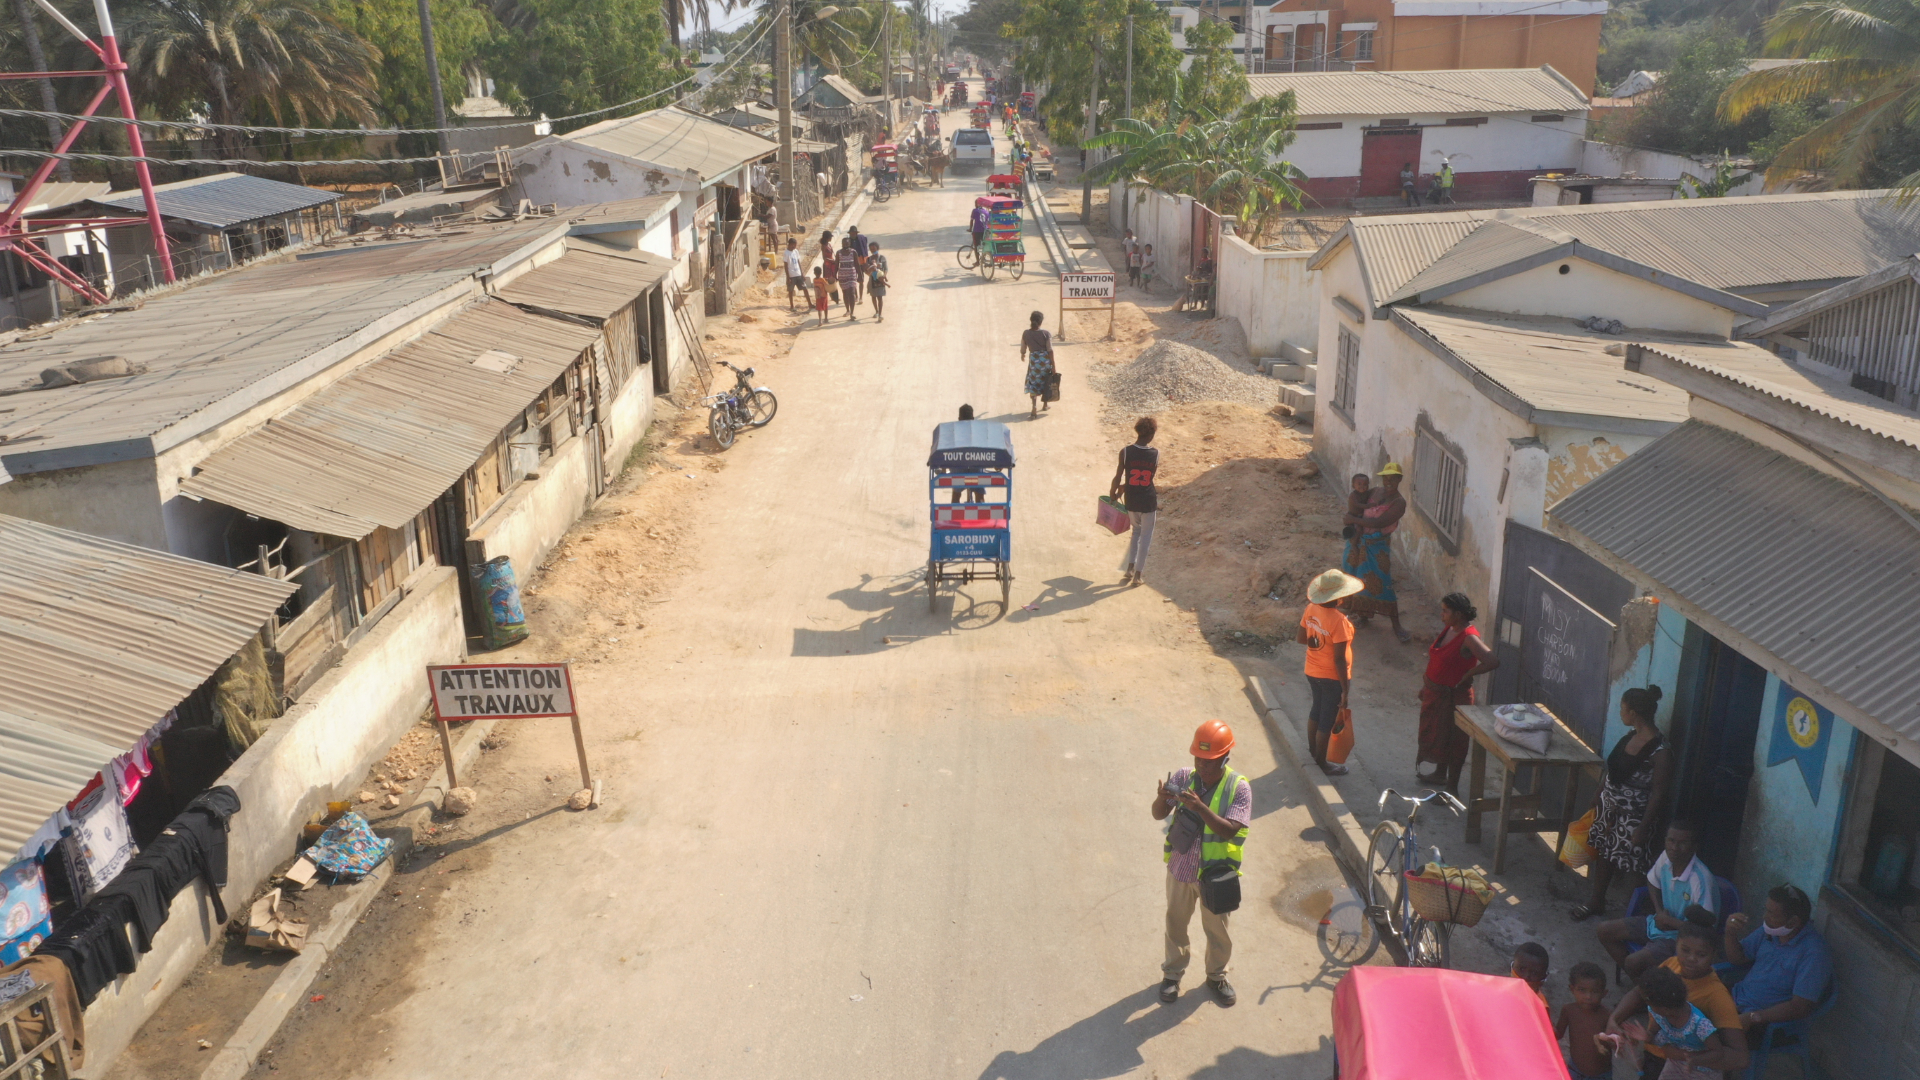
[1094,340,1277,419]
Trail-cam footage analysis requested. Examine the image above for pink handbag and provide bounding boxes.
[1097,496,1130,535]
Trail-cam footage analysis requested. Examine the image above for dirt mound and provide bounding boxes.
[1093,339,1278,420]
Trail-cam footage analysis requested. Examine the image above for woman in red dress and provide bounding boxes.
[1416,593,1499,790]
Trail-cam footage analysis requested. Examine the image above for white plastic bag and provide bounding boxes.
[1493,704,1552,755]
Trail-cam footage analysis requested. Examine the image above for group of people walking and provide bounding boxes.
[781,226,888,325]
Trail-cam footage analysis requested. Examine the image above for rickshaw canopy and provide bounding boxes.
[1334,967,1562,1080]
[928,420,1016,470]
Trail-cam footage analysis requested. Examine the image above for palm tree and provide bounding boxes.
[1086,75,1306,243]
[119,0,380,160]
[1721,0,1920,188]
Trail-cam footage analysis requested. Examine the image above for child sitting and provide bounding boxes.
[1511,941,1550,1003]
[1603,967,1738,1080]
[1607,924,1746,1080]
[1557,961,1612,1080]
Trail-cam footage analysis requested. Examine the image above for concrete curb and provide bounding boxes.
[1245,675,1373,882]
[197,718,499,1080]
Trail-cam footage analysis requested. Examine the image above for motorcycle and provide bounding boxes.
[705,361,777,450]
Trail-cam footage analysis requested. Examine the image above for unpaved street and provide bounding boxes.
[246,112,1357,1080]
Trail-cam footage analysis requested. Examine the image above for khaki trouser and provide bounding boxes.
[1163,873,1232,980]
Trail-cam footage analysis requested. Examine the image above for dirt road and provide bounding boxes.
[243,108,1358,1080]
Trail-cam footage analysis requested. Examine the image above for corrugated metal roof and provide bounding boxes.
[1393,308,1698,425]
[1550,419,1920,739]
[178,299,599,538]
[1247,67,1588,118]
[0,220,565,473]
[1737,255,1920,337]
[1387,219,1568,302]
[1338,191,1920,309]
[494,241,673,321]
[0,513,295,855]
[17,181,111,215]
[559,194,678,228]
[1636,341,1920,451]
[92,171,339,230]
[554,107,777,182]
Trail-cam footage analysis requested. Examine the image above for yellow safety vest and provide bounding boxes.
[1163,769,1247,873]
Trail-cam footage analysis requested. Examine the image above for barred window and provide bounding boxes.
[1332,325,1360,418]
[1413,421,1466,547]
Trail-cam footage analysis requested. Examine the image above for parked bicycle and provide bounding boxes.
[705,361,777,450]
[1365,787,1465,968]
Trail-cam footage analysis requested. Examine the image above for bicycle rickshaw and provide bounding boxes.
[873,143,900,200]
[1333,966,1563,1079]
[977,194,1024,279]
[927,420,1014,609]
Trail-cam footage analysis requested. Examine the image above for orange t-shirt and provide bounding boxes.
[1301,604,1354,680]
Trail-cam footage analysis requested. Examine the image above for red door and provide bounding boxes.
[1358,127,1423,198]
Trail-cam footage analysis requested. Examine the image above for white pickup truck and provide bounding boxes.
[950,127,995,172]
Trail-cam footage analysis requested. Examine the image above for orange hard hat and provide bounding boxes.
[1190,719,1235,759]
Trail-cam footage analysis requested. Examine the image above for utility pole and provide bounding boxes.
[417,0,451,155]
[1081,36,1099,226]
[1120,13,1132,233]
[883,3,893,133]
[775,0,796,231]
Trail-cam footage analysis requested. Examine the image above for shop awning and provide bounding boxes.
[0,514,296,856]
[1550,419,1920,742]
[179,299,599,539]
[493,240,674,323]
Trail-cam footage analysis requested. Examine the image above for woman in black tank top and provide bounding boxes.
[1109,416,1160,585]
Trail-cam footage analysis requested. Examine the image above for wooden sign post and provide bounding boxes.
[425,662,591,796]
[1058,271,1116,342]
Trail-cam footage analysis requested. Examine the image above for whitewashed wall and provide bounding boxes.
[1217,236,1318,357]
[1107,183,1192,296]
[1579,141,1767,196]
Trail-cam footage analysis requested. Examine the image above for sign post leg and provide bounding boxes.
[569,712,592,789]
[436,720,459,790]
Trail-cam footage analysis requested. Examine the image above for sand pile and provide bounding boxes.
[1093,340,1278,419]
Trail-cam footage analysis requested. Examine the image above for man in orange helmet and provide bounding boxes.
[1151,719,1251,1006]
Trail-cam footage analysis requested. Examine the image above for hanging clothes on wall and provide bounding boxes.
[62,777,136,903]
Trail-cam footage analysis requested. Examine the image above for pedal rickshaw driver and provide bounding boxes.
[968,202,988,254]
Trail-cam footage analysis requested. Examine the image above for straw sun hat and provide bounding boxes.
[1307,569,1366,605]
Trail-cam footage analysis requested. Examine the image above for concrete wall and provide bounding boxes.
[1579,141,1768,197]
[1216,236,1318,357]
[1282,111,1585,182]
[513,139,702,212]
[0,457,167,550]
[600,359,659,477]
[1445,256,1740,337]
[1109,184,1192,296]
[468,425,597,584]
[77,567,465,1077]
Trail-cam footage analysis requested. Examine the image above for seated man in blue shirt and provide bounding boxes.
[1724,883,1831,1039]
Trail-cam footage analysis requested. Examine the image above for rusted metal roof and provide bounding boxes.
[1326,191,1920,309]
[1635,341,1920,452]
[494,241,673,321]
[0,219,566,475]
[0,513,295,855]
[178,299,598,538]
[91,171,339,230]
[1247,66,1588,118]
[552,106,777,182]
[559,194,678,230]
[1550,419,1920,742]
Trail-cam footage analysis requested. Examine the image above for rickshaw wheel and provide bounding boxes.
[999,565,1010,603]
[1009,260,1025,280]
[981,258,996,280]
[1407,917,1451,968]
[927,561,939,612]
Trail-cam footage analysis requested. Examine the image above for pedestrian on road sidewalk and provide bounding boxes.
[1298,569,1362,775]
[837,239,861,320]
[1020,311,1054,419]
[1152,719,1249,1008]
[1342,463,1413,643]
[812,267,831,327]
[1415,592,1499,790]
[782,237,805,311]
[1110,416,1159,585]
[867,242,889,322]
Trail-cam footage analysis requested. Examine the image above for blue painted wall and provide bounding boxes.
[1601,602,1689,751]
[1740,674,1857,899]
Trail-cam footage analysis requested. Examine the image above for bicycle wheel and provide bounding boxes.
[1407,917,1452,968]
[1009,259,1025,280]
[707,405,735,450]
[875,186,892,203]
[981,258,996,280]
[956,244,979,270]
[926,561,940,612]
[1364,821,1406,929]
[746,389,778,427]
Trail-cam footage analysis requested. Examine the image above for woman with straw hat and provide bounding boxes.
[1342,463,1412,643]
[1297,569,1365,775]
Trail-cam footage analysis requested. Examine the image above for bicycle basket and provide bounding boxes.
[1403,865,1490,927]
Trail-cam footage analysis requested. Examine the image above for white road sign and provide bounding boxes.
[1060,272,1116,301]
[428,662,575,720]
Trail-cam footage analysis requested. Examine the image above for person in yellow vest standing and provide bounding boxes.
[1152,719,1251,1006]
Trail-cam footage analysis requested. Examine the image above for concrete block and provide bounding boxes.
[1280,383,1316,417]
[1264,362,1316,383]
[1278,341,1317,365]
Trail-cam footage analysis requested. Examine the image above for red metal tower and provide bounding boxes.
[0,0,172,306]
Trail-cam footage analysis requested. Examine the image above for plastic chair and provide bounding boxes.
[1714,970,1835,1080]
[1624,876,1740,955]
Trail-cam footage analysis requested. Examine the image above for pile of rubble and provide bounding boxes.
[1093,340,1277,420]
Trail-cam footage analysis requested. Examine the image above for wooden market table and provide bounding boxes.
[1456,704,1603,873]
